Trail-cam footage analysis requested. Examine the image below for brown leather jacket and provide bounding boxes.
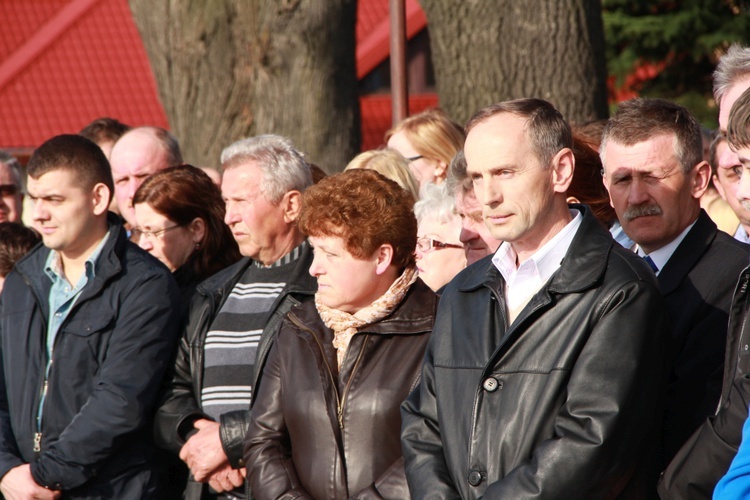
[243,279,437,500]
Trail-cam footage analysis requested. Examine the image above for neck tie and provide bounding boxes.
[643,255,658,273]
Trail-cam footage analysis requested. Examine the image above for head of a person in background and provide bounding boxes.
[710,132,749,233]
[221,134,312,265]
[299,169,417,314]
[80,117,132,215]
[715,44,750,132]
[568,135,618,228]
[386,108,465,189]
[445,149,502,265]
[133,164,241,283]
[414,182,466,291]
[0,150,24,223]
[109,126,183,226]
[726,87,750,223]
[26,135,113,259]
[79,117,131,159]
[571,119,608,152]
[345,148,420,202]
[0,222,40,293]
[600,98,709,254]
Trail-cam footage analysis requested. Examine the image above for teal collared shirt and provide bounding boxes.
[39,230,110,427]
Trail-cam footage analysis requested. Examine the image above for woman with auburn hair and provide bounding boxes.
[133,164,241,300]
[386,107,465,189]
[345,148,420,202]
[244,169,438,500]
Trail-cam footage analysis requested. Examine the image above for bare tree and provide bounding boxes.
[421,0,608,124]
[129,0,359,171]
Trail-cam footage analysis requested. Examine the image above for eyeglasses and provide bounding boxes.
[406,155,423,162]
[0,184,19,197]
[132,224,182,240]
[416,237,463,252]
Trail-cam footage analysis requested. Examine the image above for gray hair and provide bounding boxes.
[445,150,472,197]
[0,150,22,189]
[414,182,459,225]
[714,44,750,105]
[220,135,312,203]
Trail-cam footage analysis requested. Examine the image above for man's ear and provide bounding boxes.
[374,243,394,276]
[92,183,111,216]
[691,161,711,200]
[550,148,575,194]
[281,190,302,223]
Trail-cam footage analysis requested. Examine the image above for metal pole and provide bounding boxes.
[390,0,408,124]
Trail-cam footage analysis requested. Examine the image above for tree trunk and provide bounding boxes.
[421,0,608,125]
[128,0,359,172]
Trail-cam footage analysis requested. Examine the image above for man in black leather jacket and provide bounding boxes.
[153,135,316,499]
[401,99,668,499]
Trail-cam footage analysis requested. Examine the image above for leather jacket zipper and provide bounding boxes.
[288,314,367,430]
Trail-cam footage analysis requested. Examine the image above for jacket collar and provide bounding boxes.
[458,205,612,296]
[291,278,437,337]
[195,238,318,299]
[656,210,716,295]
[15,212,130,309]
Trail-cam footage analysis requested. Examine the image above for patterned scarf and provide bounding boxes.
[316,266,418,368]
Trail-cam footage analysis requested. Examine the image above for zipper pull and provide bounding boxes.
[337,406,344,429]
[33,432,42,453]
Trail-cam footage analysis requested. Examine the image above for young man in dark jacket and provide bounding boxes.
[0,135,180,498]
[401,99,668,499]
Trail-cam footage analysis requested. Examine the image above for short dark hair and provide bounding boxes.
[727,87,750,151]
[601,98,703,173]
[465,98,573,169]
[27,135,114,198]
[79,117,131,146]
[0,223,40,277]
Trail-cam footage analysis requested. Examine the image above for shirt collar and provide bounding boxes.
[44,229,111,285]
[637,219,696,274]
[492,208,583,284]
[734,225,750,244]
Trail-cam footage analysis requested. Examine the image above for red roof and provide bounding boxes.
[0,0,168,151]
[0,0,429,154]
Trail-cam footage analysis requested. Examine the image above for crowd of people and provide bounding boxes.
[2,44,750,500]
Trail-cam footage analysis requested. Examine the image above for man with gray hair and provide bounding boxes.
[0,151,23,223]
[154,135,316,500]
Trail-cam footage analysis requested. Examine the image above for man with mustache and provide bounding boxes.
[600,98,750,480]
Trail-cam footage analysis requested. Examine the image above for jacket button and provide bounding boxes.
[468,470,483,486]
[483,377,501,392]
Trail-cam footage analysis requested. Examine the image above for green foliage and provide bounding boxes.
[603,0,750,127]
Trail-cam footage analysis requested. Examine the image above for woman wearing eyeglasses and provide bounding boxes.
[244,169,437,499]
[133,164,241,301]
[414,182,466,292]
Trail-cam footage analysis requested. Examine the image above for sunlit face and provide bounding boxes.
[454,190,502,265]
[0,162,23,223]
[222,161,293,264]
[28,169,107,260]
[602,134,706,254]
[713,140,750,229]
[110,131,171,226]
[387,130,445,189]
[465,113,569,258]
[416,215,466,291]
[719,77,750,132]
[309,235,388,313]
[134,203,199,272]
